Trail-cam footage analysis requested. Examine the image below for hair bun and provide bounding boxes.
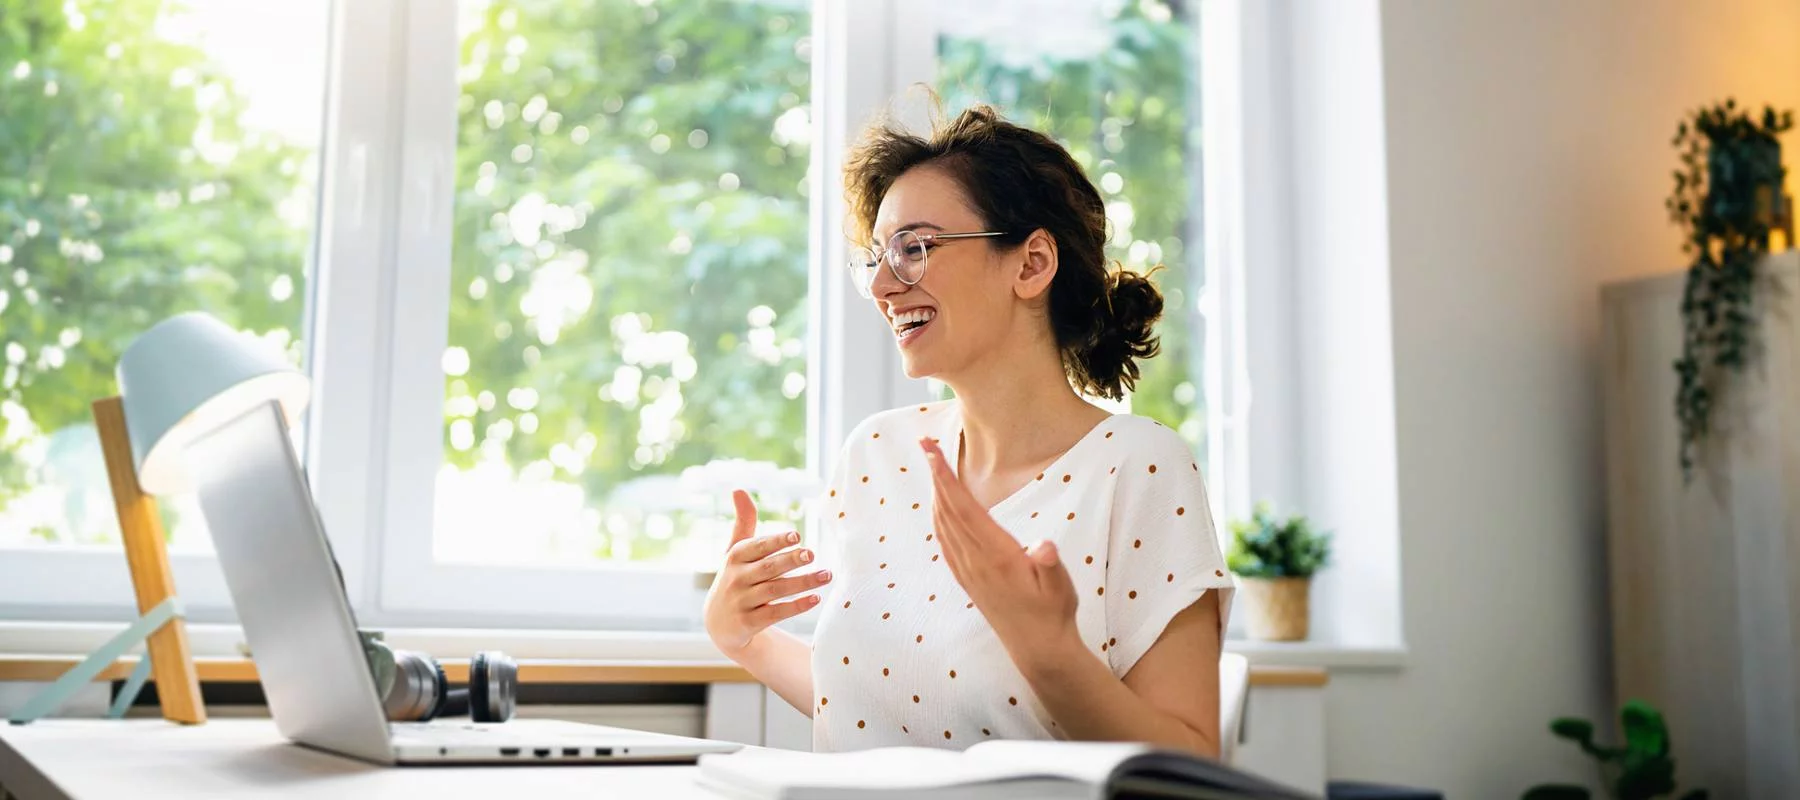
[1075,267,1163,401]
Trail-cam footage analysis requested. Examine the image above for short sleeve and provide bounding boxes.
[1101,423,1235,677]
[810,424,864,574]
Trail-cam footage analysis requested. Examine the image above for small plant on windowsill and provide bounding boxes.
[1226,502,1331,641]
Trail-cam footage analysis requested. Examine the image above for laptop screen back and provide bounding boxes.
[187,401,394,764]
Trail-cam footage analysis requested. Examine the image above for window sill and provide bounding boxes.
[0,621,731,663]
[1226,638,1407,671]
[0,621,1404,674]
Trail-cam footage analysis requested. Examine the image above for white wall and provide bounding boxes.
[1305,0,1800,794]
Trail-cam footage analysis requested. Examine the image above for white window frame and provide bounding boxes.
[3,0,1253,639]
[360,0,903,629]
[1201,0,1264,533]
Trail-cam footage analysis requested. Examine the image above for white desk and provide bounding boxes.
[0,720,729,799]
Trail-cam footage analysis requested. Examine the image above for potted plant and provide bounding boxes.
[1522,699,1706,800]
[1666,98,1793,480]
[1226,502,1331,641]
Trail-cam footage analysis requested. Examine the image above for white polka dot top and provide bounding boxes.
[808,400,1236,752]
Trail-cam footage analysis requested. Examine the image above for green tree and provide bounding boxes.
[2,0,1203,558]
[0,0,311,541]
[938,0,1207,450]
[444,0,814,560]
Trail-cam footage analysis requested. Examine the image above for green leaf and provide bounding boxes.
[1620,700,1669,757]
[1615,755,1676,800]
[1549,717,1594,744]
[1226,502,1331,578]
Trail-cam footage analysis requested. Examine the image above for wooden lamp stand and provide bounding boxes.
[6,397,206,725]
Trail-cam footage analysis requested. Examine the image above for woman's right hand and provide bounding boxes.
[703,490,833,658]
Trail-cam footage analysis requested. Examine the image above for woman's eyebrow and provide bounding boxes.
[873,221,946,244]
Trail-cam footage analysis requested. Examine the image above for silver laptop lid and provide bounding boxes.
[187,401,395,764]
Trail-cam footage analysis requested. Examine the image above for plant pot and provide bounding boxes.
[1237,576,1311,641]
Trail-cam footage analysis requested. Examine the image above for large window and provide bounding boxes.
[0,0,327,560]
[936,0,1207,453]
[4,0,1230,633]
[434,0,814,570]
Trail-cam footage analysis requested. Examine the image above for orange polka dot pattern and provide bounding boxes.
[806,401,1234,753]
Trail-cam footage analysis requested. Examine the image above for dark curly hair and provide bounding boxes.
[843,104,1163,401]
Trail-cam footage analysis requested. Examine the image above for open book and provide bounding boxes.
[693,741,1319,800]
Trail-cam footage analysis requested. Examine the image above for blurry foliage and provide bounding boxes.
[1,0,1206,556]
[938,0,1207,448]
[0,0,309,533]
[1226,501,1331,579]
[446,0,812,536]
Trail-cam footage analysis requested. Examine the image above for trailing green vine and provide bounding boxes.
[1666,99,1792,481]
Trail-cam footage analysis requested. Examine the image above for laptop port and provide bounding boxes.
[562,748,580,757]
[596,747,613,757]
[499,748,520,757]
[533,748,552,758]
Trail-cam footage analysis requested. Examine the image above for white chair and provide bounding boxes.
[1218,651,1250,764]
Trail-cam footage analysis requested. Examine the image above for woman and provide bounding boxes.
[702,105,1234,758]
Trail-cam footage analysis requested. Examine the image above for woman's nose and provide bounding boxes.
[869,255,907,299]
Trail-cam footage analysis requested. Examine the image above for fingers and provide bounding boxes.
[920,438,978,563]
[728,489,758,548]
[920,438,991,554]
[751,545,816,582]
[1028,539,1075,595]
[928,475,971,582]
[746,569,833,608]
[748,594,821,628]
[727,530,801,565]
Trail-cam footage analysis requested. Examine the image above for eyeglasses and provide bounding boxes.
[846,229,1008,299]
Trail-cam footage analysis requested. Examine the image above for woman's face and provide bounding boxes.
[867,166,1018,383]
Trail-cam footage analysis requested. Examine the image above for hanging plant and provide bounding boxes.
[1666,99,1792,481]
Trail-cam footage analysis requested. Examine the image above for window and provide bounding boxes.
[7,0,1238,635]
[432,0,816,570]
[935,0,1209,454]
[0,0,328,609]
[368,0,820,626]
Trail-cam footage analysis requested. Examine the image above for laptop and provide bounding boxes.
[185,400,744,766]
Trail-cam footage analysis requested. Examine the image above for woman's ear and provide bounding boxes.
[1014,229,1058,301]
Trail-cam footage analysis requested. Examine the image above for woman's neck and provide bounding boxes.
[946,344,1110,479]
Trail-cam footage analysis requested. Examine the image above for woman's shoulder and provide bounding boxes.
[848,399,958,440]
[1101,414,1202,470]
[1102,413,1190,449]
[837,400,958,461]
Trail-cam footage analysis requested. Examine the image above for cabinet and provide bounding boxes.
[1599,253,1800,797]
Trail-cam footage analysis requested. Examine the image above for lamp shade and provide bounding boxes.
[116,312,311,494]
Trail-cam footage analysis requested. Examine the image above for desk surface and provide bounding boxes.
[0,720,730,799]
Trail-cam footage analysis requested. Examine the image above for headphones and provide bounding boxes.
[360,632,518,723]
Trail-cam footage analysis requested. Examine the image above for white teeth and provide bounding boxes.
[891,308,937,334]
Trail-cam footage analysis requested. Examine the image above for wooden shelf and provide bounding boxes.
[0,655,1325,688]
[1241,665,1329,688]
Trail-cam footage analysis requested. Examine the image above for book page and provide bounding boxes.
[962,740,1151,785]
[968,742,1319,799]
[697,746,1074,793]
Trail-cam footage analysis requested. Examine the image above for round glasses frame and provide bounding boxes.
[846,229,1008,298]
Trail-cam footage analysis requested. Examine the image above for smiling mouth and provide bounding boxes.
[892,308,937,345]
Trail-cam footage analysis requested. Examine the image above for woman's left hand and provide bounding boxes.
[920,437,1081,664]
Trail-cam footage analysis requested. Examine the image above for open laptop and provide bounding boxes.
[185,400,744,766]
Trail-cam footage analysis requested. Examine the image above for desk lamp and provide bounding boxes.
[9,312,309,724]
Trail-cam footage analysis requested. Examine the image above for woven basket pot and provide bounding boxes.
[1237,576,1312,641]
